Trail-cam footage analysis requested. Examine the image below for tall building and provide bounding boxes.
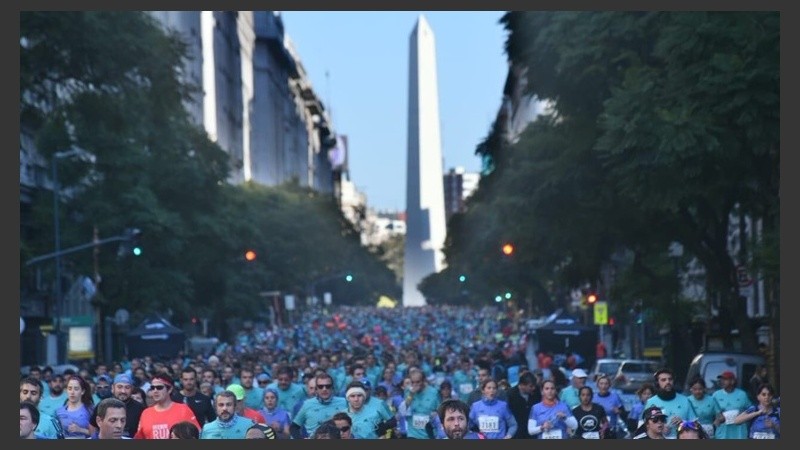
[443,167,480,220]
[149,11,338,191]
[403,15,447,307]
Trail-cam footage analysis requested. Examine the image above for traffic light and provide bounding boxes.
[504,291,512,300]
[244,250,257,261]
[501,243,514,256]
[345,274,353,282]
[458,274,467,283]
[587,293,598,305]
[118,227,142,257]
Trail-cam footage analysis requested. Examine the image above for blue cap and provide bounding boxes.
[96,374,112,384]
[359,377,372,390]
[113,374,133,385]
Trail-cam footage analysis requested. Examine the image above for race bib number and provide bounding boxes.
[581,431,600,439]
[541,429,563,439]
[752,432,775,439]
[722,409,739,425]
[478,416,500,433]
[702,424,715,437]
[459,383,473,394]
[412,414,430,429]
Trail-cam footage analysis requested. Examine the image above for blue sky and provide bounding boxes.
[281,11,509,212]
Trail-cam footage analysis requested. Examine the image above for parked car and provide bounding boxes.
[612,359,660,394]
[591,358,625,380]
[683,351,765,394]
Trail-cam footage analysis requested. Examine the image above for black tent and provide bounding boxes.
[126,314,186,358]
[534,311,599,370]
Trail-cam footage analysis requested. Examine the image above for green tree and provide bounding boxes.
[499,11,778,353]
[20,12,400,342]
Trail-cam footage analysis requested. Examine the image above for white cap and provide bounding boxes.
[571,368,588,379]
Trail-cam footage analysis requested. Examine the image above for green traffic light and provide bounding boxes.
[132,247,142,256]
[458,275,466,282]
[345,274,353,282]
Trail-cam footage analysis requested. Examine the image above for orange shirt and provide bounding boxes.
[242,407,264,424]
[134,402,200,439]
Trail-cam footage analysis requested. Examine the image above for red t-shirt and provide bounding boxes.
[242,407,264,424]
[134,402,200,439]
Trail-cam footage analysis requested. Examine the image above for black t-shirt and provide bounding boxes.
[571,403,607,439]
[171,390,216,425]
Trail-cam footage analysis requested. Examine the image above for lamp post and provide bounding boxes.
[52,148,94,363]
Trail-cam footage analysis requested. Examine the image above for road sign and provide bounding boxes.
[594,301,608,325]
[736,265,753,287]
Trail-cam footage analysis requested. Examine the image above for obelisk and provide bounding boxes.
[403,15,447,307]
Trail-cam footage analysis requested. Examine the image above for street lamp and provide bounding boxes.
[52,148,95,363]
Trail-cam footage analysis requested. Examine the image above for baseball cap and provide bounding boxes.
[113,374,133,385]
[359,377,372,390]
[643,406,667,421]
[571,368,588,379]
[226,383,245,401]
[96,374,112,384]
[256,373,270,382]
[717,371,736,380]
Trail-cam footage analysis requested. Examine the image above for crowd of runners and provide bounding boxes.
[19,305,780,439]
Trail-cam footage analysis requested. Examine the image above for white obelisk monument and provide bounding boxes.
[403,15,447,307]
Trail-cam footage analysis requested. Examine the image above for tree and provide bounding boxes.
[498,11,778,352]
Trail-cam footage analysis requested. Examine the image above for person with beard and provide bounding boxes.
[506,371,540,438]
[571,386,608,439]
[89,374,145,438]
[171,367,215,426]
[200,390,255,439]
[38,373,68,417]
[643,367,697,438]
[19,379,64,439]
[437,399,486,439]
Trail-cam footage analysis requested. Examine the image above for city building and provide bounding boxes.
[443,167,480,221]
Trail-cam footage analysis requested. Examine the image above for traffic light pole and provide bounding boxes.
[24,235,131,267]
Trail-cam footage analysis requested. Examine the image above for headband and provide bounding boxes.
[346,387,366,399]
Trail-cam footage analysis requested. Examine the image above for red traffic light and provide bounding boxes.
[502,243,515,255]
[244,250,257,261]
[587,293,598,304]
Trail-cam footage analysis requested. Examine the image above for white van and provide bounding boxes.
[683,351,765,393]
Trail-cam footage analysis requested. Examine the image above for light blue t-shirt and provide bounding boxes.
[712,388,751,439]
[200,415,255,439]
[293,396,348,436]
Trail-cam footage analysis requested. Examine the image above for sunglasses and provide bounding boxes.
[316,384,333,390]
[149,385,168,391]
[339,426,350,433]
[649,416,667,423]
